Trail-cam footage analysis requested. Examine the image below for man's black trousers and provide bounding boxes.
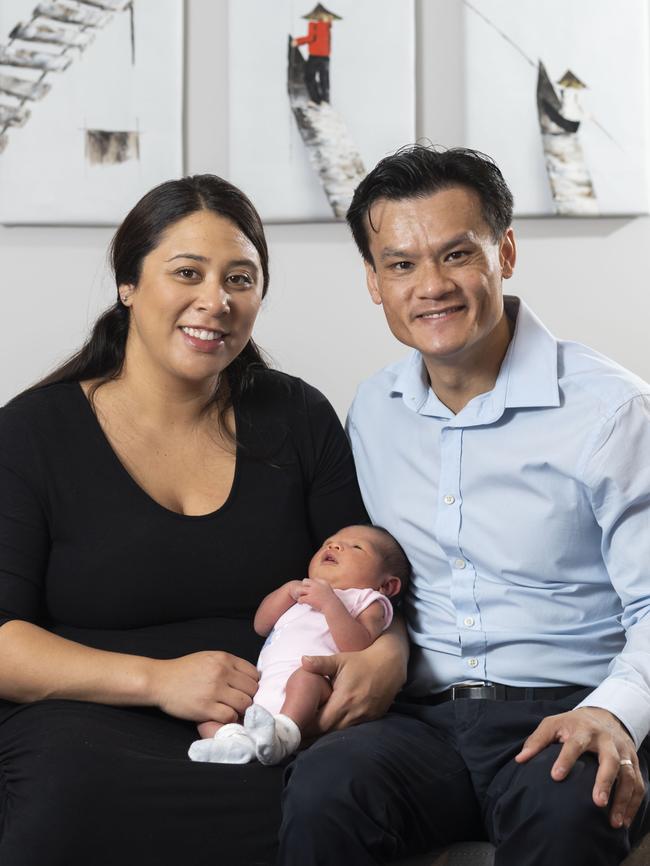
[279,689,650,866]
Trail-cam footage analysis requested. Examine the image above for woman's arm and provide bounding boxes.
[0,619,259,724]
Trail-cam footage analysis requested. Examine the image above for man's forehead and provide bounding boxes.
[366,189,491,251]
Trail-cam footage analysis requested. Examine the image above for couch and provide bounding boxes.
[395,833,650,865]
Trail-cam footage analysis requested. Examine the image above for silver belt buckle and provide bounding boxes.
[451,682,496,700]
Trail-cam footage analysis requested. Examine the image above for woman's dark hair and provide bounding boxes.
[30,174,270,420]
[346,144,514,267]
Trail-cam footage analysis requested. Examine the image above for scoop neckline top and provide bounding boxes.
[74,381,241,522]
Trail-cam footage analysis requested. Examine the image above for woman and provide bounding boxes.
[0,176,408,865]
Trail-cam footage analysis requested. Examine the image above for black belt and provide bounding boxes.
[408,682,584,705]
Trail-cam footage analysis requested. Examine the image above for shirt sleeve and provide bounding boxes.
[300,382,368,546]
[576,394,650,747]
[0,407,50,628]
[295,22,317,46]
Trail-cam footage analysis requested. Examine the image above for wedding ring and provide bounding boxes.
[619,759,634,767]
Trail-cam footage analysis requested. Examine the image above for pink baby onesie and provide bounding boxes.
[254,587,394,716]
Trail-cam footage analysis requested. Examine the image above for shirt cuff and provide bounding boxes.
[576,680,650,749]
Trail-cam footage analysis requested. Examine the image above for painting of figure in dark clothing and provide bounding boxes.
[228,0,415,222]
[462,0,649,216]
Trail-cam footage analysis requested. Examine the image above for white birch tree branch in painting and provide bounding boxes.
[288,38,365,219]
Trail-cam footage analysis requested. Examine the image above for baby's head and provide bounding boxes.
[308,525,410,598]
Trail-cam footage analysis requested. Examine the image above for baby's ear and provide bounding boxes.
[381,576,402,598]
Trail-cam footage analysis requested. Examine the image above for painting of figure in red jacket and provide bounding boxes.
[228,0,415,222]
[291,3,342,105]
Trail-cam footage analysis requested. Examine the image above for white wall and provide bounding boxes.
[1,0,649,418]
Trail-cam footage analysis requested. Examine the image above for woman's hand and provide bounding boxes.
[147,651,259,724]
[300,622,409,735]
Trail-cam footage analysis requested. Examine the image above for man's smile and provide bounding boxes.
[414,305,466,321]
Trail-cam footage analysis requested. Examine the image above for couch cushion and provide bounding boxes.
[395,833,650,866]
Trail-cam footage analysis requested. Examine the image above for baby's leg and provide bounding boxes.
[281,667,332,730]
[245,669,331,765]
[196,720,223,739]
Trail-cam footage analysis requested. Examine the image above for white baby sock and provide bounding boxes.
[187,723,256,764]
[244,704,301,765]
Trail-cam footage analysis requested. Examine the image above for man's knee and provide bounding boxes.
[488,745,628,864]
[490,744,599,825]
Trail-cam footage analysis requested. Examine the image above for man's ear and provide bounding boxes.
[500,228,517,280]
[365,261,382,306]
[380,575,402,598]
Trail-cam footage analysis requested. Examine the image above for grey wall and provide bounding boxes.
[1,0,648,417]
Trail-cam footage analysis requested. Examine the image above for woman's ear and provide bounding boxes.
[119,285,135,307]
[380,575,402,598]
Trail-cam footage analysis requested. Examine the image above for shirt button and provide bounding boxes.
[454,558,466,569]
[463,616,475,628]
[443,494,455,505]
[467,658,479,668]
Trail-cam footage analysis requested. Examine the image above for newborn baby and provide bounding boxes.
[189,524,409,765]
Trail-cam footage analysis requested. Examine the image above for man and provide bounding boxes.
[281,146,650,866]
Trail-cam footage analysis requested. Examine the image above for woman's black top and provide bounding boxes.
[0,373,367,668]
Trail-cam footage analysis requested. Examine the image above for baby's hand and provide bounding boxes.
[294,578,336,612]
[286,579,307,602]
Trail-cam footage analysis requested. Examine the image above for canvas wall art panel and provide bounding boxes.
[463,0,650,216]
[0,0,183,225]
[228,0,415,222]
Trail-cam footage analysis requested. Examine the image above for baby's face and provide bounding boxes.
[308,526,389,591]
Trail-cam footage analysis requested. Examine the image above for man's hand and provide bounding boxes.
[515,706,645,829]
[293,578,337,612]
[300,639,407,735]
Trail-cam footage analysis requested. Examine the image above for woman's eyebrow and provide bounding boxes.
[165,253,209,262]
[228,258,259,271]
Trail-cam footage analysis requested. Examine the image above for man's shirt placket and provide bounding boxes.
[434,421,486,678]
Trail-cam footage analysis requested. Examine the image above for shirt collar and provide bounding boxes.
[503,296,560,409]
[390,296,560,418]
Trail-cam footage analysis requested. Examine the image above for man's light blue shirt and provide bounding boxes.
[347,297,650,747]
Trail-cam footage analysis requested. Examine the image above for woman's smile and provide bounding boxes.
[179,325,228,353]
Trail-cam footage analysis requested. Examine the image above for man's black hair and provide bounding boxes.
[346,144,514,267]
